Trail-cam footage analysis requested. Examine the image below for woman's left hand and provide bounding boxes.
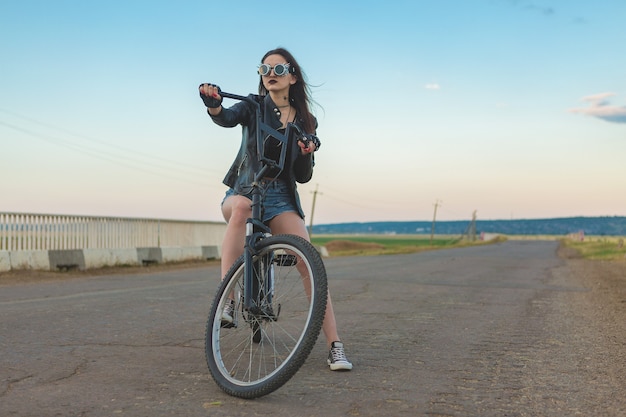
[298,139,316,155]
[298,134,320,155]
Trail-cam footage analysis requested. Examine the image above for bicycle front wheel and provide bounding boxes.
[205,234,328,399]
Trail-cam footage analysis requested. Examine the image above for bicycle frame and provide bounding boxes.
[218,91,302,312]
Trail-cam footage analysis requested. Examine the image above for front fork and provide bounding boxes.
[243,219,271,312]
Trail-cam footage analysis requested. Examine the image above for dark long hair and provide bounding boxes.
[258,48,316,133]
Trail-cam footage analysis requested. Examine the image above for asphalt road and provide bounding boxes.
[1,240,623,416]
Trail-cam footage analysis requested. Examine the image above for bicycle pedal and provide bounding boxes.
[262,304,280,321]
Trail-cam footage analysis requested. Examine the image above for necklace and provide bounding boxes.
[282,106,293,128]
[276,95,290,108]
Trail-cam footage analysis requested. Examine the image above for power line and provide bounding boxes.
[0,116,227,189]
[0,108,224,176]
[1,120,222,188]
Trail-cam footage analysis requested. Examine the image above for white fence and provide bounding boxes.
[0,212,227,251]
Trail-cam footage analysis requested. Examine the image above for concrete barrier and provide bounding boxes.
[9,250,51,271]
[49,249,85,270]
[84,249,140,269]
[202,245,220,260]
[0,246,221,273]
[0,251,11,272]
[137,247,162,265]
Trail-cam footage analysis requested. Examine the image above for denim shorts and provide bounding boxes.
[222,180,300,224]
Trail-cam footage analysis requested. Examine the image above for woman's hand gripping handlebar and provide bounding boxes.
[296,130,320,155]
[199,83,223,108]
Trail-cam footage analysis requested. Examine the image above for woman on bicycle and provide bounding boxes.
[199,47,352,371]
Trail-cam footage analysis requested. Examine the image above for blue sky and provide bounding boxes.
[1,0,625,224]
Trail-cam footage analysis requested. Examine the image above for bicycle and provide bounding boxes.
[204,90,328,399]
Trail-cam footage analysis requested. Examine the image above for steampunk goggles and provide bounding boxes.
[258,63,293,77]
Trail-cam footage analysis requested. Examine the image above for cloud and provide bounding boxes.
[424,83,440,90]
[569,93,626,124]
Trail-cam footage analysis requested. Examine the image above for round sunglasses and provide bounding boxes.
[258,63,292,77]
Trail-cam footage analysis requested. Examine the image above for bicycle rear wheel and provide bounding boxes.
[205,234,328,398]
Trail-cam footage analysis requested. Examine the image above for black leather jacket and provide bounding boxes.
[209,94,316,219]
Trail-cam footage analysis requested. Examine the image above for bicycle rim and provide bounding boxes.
[205,234,328,398]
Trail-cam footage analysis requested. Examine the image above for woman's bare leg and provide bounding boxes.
[220,195,252,279]
[269,211,341,348]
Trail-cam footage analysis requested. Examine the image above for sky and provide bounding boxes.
[1,0,625,225]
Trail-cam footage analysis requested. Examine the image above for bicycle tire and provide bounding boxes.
[205,234,328,398]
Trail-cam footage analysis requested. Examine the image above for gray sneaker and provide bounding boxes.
[327,341,353,371]
[221,299,235,326]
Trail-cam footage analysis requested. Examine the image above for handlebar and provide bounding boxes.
[218,89,305,137]
[218,90,256,105]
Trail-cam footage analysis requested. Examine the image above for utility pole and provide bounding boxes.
[469,210,477,241]
[430,199,442,246]
[308,184,320,237]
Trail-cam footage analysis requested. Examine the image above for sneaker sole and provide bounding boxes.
[328,361,353,371]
